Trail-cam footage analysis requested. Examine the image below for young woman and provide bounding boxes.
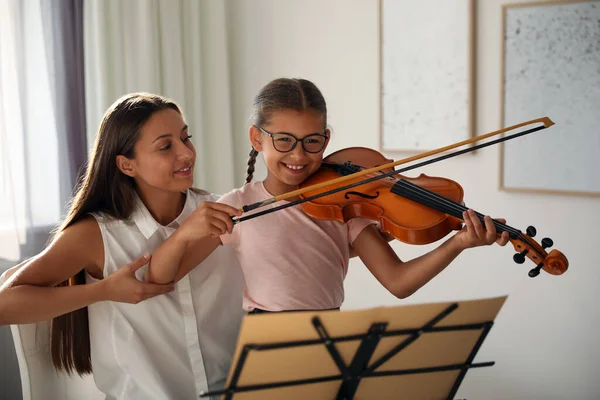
[0,93,245,399]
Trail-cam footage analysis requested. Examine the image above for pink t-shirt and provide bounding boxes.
[218,181,375,312]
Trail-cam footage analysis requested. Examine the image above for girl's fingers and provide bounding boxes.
[473,216,486,240]
[462,211,475,236]
[496,231,510,246]
[489,217,508,245]
[483,215,497,243]
[469,210,485,240]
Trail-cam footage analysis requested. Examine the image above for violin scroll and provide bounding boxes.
[527,249,568,277]
[509,225,568,277]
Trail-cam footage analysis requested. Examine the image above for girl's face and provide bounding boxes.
[250,109,329,195]
[117,108,196,195]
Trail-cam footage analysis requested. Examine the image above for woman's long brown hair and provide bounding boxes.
[51,93,181,375]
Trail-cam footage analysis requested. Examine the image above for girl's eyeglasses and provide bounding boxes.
[257,126,328,153]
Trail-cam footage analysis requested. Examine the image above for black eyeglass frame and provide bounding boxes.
[256,126,329,154]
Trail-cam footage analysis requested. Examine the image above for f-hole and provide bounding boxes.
[344,191,380,200]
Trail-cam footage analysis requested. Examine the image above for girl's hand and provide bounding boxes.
[453,209,510,251]
[176,201,242,244]
[101,255,174,304]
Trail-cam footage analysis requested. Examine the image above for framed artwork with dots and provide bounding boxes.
[500,0,600,196]
[379,0,476,153]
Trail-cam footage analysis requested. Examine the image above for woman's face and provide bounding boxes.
[119,108,196,194]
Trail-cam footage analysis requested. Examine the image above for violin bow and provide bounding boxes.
[234,117,554,224]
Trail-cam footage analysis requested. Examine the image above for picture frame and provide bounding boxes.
[379,0,476,153]
[499,0,600,196]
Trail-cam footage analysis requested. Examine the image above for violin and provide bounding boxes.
[235,117,568,278]
[299,147,568,278]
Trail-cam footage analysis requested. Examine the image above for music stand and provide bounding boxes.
[200,296,507,400]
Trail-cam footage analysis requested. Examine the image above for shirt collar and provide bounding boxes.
[131,190,194,239]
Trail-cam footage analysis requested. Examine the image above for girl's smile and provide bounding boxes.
[282,163,307,173]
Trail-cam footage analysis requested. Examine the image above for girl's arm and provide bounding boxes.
[146,201,241,284]
[349,225,393,258]
[352,209,510,298]
[0,217,173,325]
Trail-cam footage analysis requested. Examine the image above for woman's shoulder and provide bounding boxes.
[63,215,102,238]
[48,216,104,278]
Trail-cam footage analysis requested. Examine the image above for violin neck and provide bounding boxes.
[391,179,520,239]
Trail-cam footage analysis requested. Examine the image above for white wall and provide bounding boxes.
[226,0,599,398]
[225,0,380,178]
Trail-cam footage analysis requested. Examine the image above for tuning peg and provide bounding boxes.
[513,249,528,264]
[529,262,544,278]
[541,238,553,249]
[526,226,537,237]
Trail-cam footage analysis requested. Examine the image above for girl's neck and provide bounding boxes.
[262,175,298,197]
[136,187,186,226]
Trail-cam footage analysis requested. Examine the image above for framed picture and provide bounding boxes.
[500,0,600,196]
[379,0,476,153]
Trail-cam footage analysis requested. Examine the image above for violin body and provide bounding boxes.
[300,147,464,245]
[299,147,568,277]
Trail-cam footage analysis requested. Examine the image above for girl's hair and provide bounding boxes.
[245,78,327,184]
[51,92,181,375]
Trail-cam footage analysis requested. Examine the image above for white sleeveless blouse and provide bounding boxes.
[87,190,244,400]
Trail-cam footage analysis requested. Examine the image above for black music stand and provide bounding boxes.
[200,296,506,400]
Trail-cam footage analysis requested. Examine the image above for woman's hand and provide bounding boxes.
[453,209,510,251]
[175,201,241,244]
[146,201,239,285]
[101,255,174,304]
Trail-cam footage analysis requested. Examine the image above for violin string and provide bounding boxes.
[392,179,522,236]
[394,179,521,235]
[392,180,543,251]
[345,175,540,253]
[396,180,546,254]
[365,176,542,254]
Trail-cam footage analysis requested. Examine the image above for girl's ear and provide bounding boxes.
[322,128,332,152]
[249,125,263,152]
[116,155,137,177]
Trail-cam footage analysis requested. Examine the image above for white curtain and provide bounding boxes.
[84,0,237,195]
[0,0,63,262]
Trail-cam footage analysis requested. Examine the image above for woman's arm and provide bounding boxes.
[0,217,173,325]
[149,233,222,284]
[352,210,509,298]
[147,201,240,284]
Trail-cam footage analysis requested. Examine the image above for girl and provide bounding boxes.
[0,93,245,399]
[147,78,509,313]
